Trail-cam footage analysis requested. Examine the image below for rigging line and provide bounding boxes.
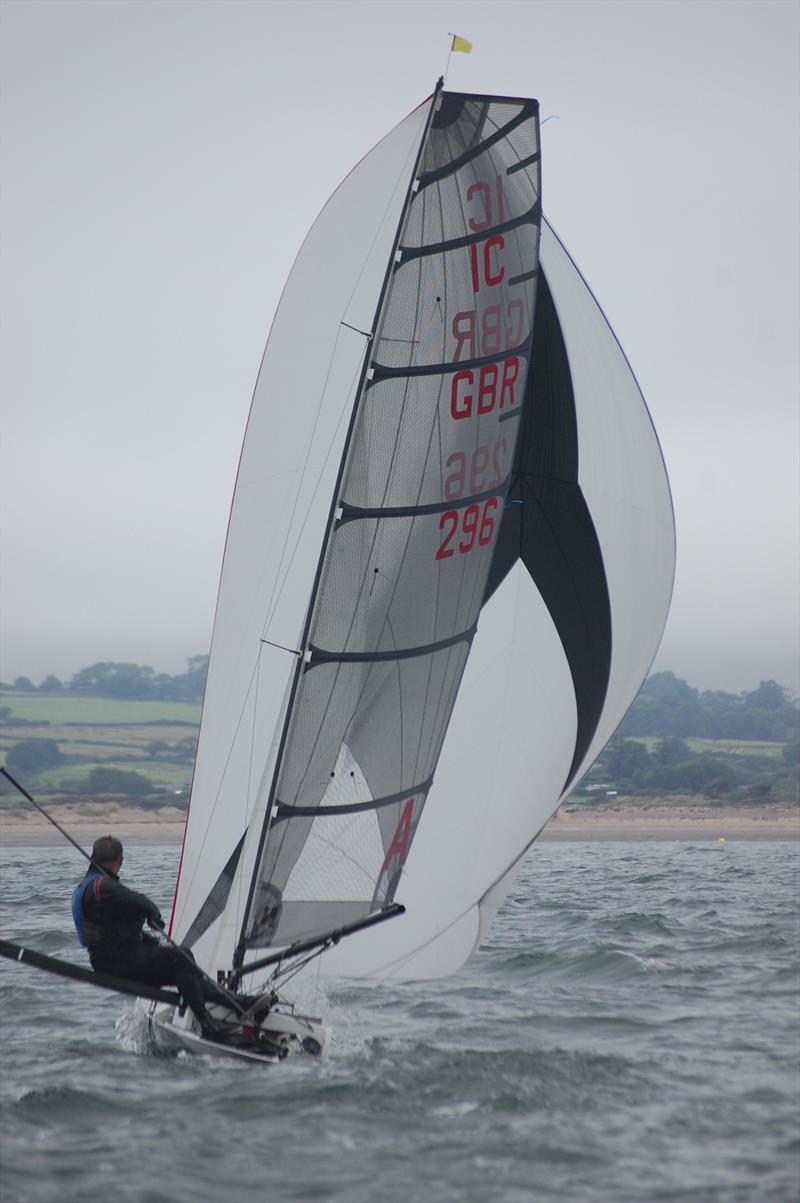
[259,321,350,640]
[262,348,366,639]
[420,640,465,783]
[314,950,321,1011]
[361,898,476,979]
[268,531,373,833]
[268,940,331,992]
[260,638,302,656]
[339,133,492,789]
[276,434,419,807]
[339,118,430,338]
[174,656,259,925]
[257,667,339,873]
[0,767,117,873]
[289,179,435,808]
[235,645,264,936]
[260,116,429,643]
[341,321,371,338]
[333,180,439,666]
[385,613,406,787]
[292,824,377,887]
[261,142,426,652]
[235,88,445,956]
[0,768,247,1015]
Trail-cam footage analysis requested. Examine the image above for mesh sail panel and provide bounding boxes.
[244,93,542,950]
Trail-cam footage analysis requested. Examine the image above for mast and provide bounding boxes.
[232,80,446,974]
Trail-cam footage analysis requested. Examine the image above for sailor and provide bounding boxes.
[72,835,224,1040]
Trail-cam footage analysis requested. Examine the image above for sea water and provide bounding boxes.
[0,841,798,1203]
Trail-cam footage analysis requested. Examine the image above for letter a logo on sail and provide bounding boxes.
[382,799,415,873]
[374,798,416,905]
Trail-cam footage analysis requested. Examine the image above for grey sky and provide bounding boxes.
[1,0,798,694]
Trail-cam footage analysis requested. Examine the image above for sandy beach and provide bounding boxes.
[0,800,797,848]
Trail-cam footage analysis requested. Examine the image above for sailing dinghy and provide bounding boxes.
[147,79,674,1059]
[2,81,674,1062]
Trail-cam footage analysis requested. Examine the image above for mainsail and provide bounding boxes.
[170,85,674,985]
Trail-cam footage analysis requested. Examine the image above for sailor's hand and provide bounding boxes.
[147,911,165,931]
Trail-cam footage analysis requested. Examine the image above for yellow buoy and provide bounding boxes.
[717,836,726,844]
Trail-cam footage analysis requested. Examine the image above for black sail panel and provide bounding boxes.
[242,93,542,951]
[485,266,612,786]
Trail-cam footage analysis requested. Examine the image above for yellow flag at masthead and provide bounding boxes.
[451,35,472,53]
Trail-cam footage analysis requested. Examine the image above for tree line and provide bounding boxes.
[618,673,797,743]
[3,656,209,703]
[6,662,796,731]
[581,672,799,804]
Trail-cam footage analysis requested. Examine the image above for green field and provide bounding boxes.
[629,736,785,759]
[1,691,200,802]
[1,691,201,725]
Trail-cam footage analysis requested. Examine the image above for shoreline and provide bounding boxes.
[0,802,797,848]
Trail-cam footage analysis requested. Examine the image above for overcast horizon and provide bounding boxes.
[2,0,798,699]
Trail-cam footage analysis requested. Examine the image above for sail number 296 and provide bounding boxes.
[436,497,500,560]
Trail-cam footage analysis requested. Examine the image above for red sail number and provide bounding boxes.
[444,439,507,500]
[435,497,500,560]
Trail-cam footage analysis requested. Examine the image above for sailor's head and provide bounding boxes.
[92,835,123,874]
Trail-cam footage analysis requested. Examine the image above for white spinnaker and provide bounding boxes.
[320,221,675,981]
[171,100,432,959]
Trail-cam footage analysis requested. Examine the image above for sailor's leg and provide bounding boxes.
[114,945,211,1028]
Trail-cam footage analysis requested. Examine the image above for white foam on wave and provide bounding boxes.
[114,1001,155,1055]
[431,1100,481,1120]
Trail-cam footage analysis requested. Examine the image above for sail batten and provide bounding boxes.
[369,343,530,382]
[396,200,541,262]
[308,624,477,666]
[275,777,432,821]
[338,478,511,521]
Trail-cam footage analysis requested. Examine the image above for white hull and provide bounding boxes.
[146,999,331,1063]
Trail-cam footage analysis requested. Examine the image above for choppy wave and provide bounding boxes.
[1,841,798,1203]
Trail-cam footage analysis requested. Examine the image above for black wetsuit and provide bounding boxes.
[76,868,220,1023]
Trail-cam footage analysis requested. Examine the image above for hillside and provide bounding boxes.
[1,669,797,811]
